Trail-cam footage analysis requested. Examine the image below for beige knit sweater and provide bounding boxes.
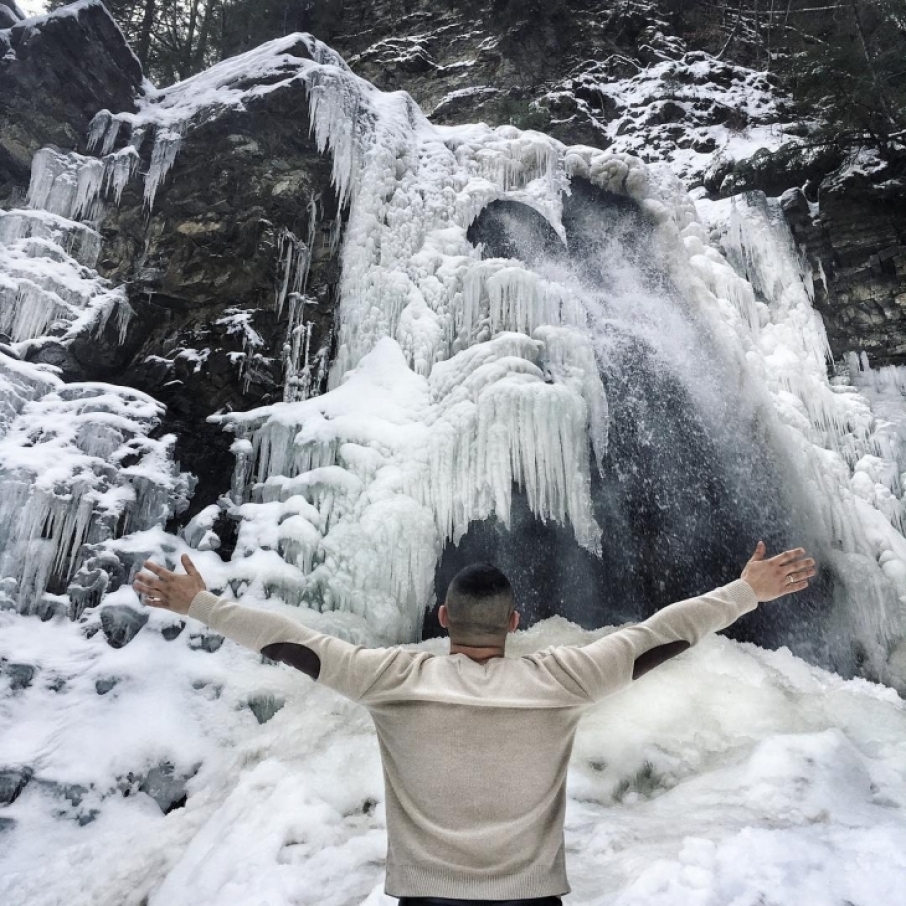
[187,579,759,898]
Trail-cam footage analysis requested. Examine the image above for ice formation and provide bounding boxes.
[151,42,900,677]
[694,191,906,674]
[0,352,194,614]
[0,207,133,346]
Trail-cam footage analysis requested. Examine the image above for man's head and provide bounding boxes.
[438,561,519,648]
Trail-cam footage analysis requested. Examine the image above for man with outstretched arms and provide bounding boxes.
[134,541,815,906]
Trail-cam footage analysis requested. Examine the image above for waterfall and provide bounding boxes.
[1,30,904,684]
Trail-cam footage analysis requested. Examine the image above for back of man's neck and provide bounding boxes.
[448,640,506,662]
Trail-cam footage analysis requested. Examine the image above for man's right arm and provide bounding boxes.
[542,542,816,702]
[135,554,407,702]
[545,579,759,702]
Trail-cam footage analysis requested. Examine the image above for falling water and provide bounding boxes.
[433,179,838,670]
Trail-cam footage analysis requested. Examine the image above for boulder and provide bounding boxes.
[0,0,144,203]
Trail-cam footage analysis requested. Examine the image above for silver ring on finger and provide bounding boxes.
[787,575,794,585]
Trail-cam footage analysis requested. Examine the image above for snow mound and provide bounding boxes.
[0,609,904,906]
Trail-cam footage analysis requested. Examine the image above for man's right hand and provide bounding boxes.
[740,541,816,602]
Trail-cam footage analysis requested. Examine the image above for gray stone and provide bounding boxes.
[188,632,224,653]
[2,660,35,690]
[99,604,149,649]
[95,676,119,695]
[34,778,89,806]
[160,621,186,641]
[247,693,286,725]
[0,765,33,804]
[118,761,200,814]
[0,0,143,203]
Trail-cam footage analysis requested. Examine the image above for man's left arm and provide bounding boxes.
[134,554,402,702]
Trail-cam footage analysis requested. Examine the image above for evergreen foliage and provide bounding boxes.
[778,0,906,155]
[43,0,905,158]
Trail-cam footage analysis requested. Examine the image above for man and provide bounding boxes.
[134,541,815,906]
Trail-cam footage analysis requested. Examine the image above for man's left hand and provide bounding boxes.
[133,554,206,615]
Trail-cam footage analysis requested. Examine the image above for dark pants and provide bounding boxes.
[398,898,563,906]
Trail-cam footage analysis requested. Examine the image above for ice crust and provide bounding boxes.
[0,355,194,612]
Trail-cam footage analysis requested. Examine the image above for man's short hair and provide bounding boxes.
[444,562,516,645]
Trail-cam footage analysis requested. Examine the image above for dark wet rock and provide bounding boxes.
[34,777,90,807]
[0,0,143,204]
[160,621,186,641]
[776,153,906,366]
[99,604,149,648]
[0,1,23,31]
[0,816,15,833]
[119,761,199,814]
[82,622,100,640]
[191,679,223,698]
[246,692,285,725]
[0,765,33,804]
[35,596,68,622]
[95,676,119,695]
[188,631,224,653]
[719,141,846,199]
[2,660,36,690]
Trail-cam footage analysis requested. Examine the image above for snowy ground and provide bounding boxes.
[1,598,905,906]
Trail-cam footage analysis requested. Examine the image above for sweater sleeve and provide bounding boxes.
[187,590,405,702]
[539,579,759,702]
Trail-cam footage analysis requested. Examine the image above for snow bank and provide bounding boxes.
[0,606,903,906]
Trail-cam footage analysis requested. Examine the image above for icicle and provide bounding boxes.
[0,378,192,612]
[143,128,183,212]
[282,293,318,402]
[104,147,140,205]
[87,110,113,153]
[71,158,105,220]
[25,149,105,221]
[328,209,343,256]
[274,228,310,318]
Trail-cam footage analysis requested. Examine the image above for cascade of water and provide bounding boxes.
[204,52,906,679]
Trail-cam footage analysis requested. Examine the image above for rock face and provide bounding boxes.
[91,77,344,522]
[7,19,345,529]
[0,0,144,205]
[709,139,906,365]
[0,1,24,29]
[781,157,906,366]
[320,0,787,182]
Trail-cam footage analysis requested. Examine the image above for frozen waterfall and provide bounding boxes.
[1,31,905,680]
